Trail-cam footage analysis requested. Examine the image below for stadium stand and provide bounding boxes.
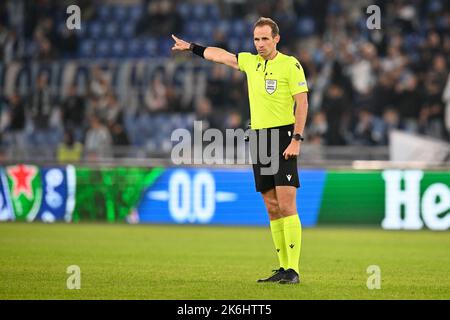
[0,0,449,162]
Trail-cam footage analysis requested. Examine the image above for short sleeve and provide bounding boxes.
[237,52,252,73]
[288,57,309,96]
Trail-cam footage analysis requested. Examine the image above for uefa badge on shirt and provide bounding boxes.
[265,79,277,94]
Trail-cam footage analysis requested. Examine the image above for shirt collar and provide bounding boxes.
[259,51,282,62]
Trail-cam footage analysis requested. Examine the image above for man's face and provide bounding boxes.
[253,25,279,59]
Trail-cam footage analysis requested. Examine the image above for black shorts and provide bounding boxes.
[250,124,300,193]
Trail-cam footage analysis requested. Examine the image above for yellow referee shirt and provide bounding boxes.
[238,51,308,129]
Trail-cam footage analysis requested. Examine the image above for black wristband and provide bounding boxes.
[190,43,206,58]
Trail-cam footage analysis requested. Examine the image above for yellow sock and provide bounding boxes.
[269,218,288,270]
[283,214,302,274]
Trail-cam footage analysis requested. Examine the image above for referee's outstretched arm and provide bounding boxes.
[171,34,239,70]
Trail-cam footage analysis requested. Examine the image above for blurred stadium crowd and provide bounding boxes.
[0,0,449,161]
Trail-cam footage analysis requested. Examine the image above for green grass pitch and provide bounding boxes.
[0,223,449,299]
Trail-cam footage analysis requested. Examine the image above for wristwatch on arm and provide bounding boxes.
[292,133,304,142]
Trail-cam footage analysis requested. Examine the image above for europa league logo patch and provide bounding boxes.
[265,79,277,94]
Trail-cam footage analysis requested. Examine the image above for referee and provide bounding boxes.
[171,17,308,284]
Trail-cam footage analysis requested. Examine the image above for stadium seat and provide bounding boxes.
[327,1,342,15]
[80,39,95,58]
[95,40,111,58]
[97,5,111,22]
[170,114,183,128]
[127,39,142,58]
[112,40,126,58]
[245,21,254,34]
[404,34,421,51]
[155,114,170,128]
[129,5,142,22]
[216,20,231,36]
[160,139,173,153]
[145,139,157,152]
[121,21,135,38]
[143,39,158,58]
[227,37,241,53]
[200,21,214,39]
[192,3,207,20]
[157,39,173,57]
[428,0,443,13]
[296,18,315,36]
[184,114,196,127]
[206,4,220,20]
[231,20,246,36]
[177,114,195,130]
[177,2,191,19]
[105,22,119,39]
[112,5,128,21]
[241,38,254,52]
[88,22,103,39]
[185,21,201,38]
